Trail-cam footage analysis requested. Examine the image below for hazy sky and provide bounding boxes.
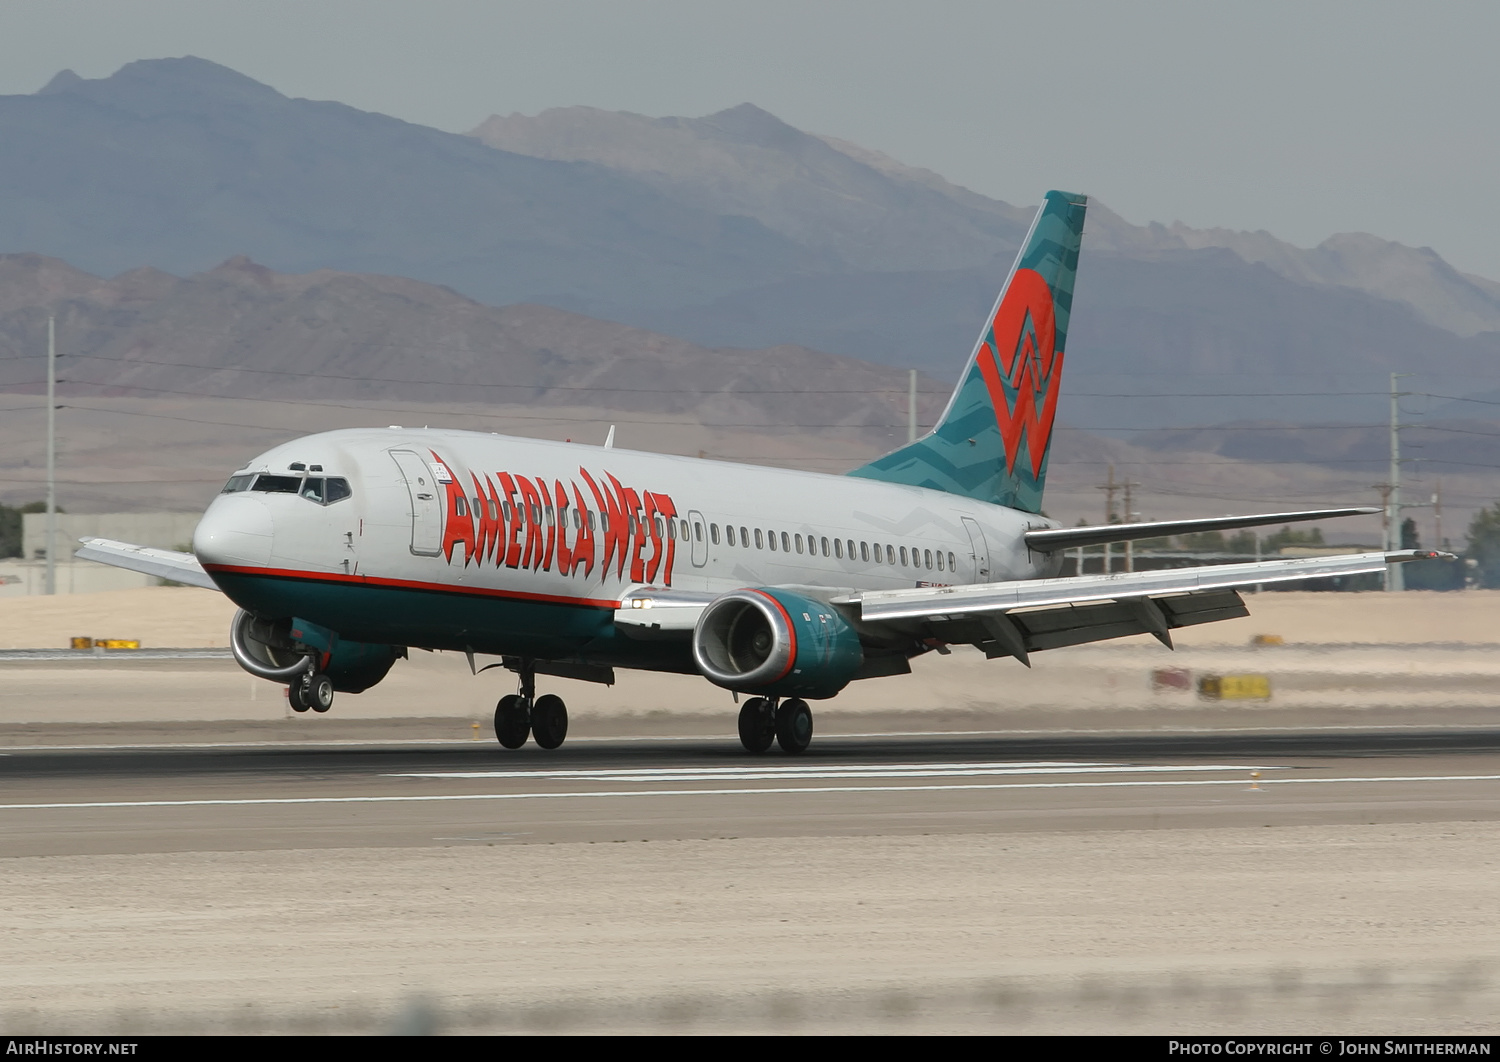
[3,1,1498,277]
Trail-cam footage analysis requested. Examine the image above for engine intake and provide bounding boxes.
[692,588,862,699]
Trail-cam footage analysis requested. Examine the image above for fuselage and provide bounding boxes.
[192,427,1061,671]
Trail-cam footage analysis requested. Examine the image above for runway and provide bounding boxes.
[4,726,1500,857]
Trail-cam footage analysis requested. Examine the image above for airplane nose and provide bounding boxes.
[193,495,274,569]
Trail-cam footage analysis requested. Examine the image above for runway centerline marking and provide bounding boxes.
[386,763,1272,783]
[2,774,1498,812]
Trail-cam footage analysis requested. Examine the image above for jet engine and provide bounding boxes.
[691,588,863,699]
[229,609,402,693]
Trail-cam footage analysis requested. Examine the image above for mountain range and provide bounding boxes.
[0,57,1495,434]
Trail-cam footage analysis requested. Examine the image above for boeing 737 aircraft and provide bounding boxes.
[79,191,1442,754]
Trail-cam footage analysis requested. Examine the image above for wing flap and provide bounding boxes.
[850,551,1447,656]
[74,537,218,591]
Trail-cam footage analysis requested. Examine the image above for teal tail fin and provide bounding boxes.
[848,190,1087,513]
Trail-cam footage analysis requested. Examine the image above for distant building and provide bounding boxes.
[1,512,202,597]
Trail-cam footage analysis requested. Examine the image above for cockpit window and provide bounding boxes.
[251,474,302,494]
[297,476,352,505]
[234,472,352,503]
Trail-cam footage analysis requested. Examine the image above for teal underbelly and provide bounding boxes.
[209,569,692,671]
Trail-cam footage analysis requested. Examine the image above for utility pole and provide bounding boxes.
[1121,477,1142,572]
[45,315,56,596]
[1387,372,1411,592]
[907,369,917,444]
[1097,464,1117,574]
[1434,481,1444,550]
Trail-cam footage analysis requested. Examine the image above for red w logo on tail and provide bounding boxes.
[974,268,1062,479]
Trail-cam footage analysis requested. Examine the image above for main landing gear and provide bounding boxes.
[737,697,813,755]
[287,671,335,714]
[492,659,569,750]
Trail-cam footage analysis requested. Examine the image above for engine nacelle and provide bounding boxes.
[691,588,863,700]
[229,609,402,693]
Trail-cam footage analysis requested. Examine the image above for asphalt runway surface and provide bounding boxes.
[5,719,1500,1033]
[5,725,1500,858]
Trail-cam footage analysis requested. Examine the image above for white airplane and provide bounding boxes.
[79,191,1443,754]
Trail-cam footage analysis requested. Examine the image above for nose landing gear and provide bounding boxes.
[491,658,569,750]
[738,697,813,754]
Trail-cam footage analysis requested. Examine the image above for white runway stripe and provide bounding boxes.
[2,774,1498,812]
[389,762,1268,783]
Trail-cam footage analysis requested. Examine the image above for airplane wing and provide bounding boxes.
[74,537,219,591]
[1023,507,1380,552]
[834,549,1447,664]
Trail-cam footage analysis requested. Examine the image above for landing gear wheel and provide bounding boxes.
[493,693,531,749]
[775,698,813,755]
[531,694,569,750]
[287,679,311,713]
[307,672,335,713]
[737,697,775,754]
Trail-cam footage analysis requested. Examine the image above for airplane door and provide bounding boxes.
[389,450,443,556]
[961,516,990,583]
[687,509,708,567]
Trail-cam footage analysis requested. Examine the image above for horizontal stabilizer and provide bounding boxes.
[74,537,218,591]
[1023,507,1381,553]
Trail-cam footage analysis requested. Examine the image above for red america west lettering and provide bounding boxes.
[431,452,680,586]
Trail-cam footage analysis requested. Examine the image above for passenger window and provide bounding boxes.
[768,530,777,551]
[834,539,843,559]
[726,526,736,546]
[572,508,580,528]
[454,495,467,517]
[629,514,638,535]
[740,526,749,546]
[936,550,944,571]
[860,542,869,562]
[795,534,803,554]
[755,528,764,549]
[694,522,703,541]
[710,524,720,545]
[948,552,956,571]
[588,511,596,531]
[545,506,555,526]
[221,474,255,493]
[887,545,896,565]
[900,546,907,566]
[781,532,790,552]
[655,515,665,537]
[681,521,691,542]
[531,504,542,523]
[821,537,830,557]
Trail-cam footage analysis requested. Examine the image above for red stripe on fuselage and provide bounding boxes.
[201,563,622,609]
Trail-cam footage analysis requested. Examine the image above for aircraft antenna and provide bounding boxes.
[604,425,615,449]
